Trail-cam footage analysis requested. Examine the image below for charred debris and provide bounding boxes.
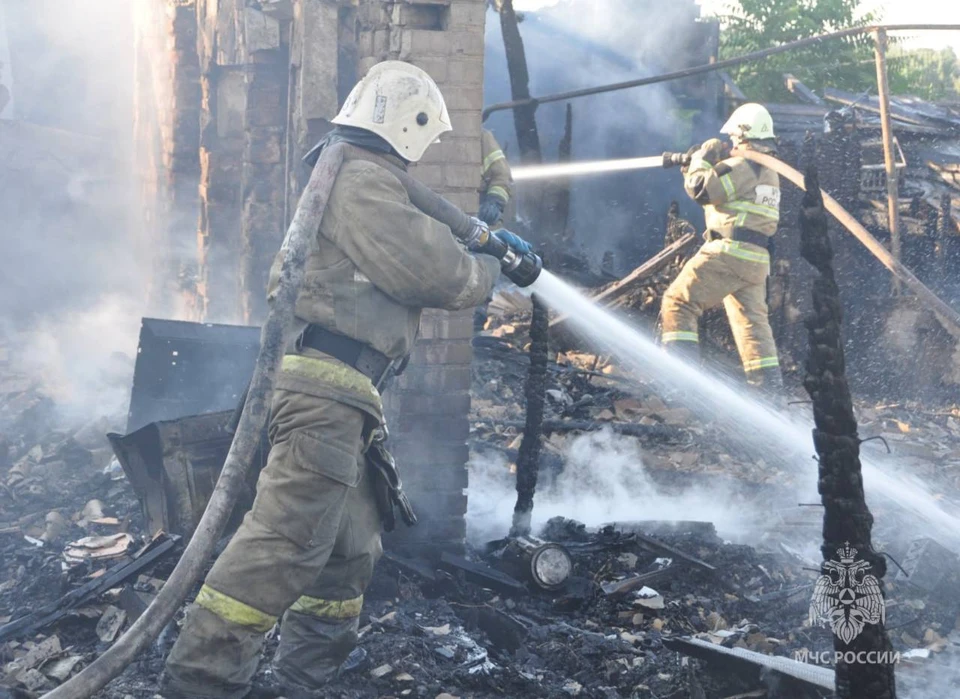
[5,231,960,699]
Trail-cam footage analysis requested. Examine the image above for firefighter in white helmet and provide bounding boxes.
[162,61,516,699]
[660,103,784,391]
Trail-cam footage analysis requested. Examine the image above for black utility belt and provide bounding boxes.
[708,228,771,249]
[296,324,407,387]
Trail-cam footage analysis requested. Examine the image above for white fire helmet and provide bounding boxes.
[332,60,452,163]
[720,103,775,144]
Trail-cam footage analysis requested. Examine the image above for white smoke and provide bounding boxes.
[467,427,756,544]
[0,0,156,427]
[8,295,138,425]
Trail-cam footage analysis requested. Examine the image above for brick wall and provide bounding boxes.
[352,0,488,556]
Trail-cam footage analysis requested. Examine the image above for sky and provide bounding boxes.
[513,0,960,54]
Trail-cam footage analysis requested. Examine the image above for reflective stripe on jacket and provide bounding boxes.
[480,129,513,204]
[684,145,780,239]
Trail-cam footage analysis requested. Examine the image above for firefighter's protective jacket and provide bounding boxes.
[266,148,499,422]
[683,140,780,240]
[480,129,513,206]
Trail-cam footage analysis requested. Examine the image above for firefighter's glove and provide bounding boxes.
[478,193,506,226]
[679,145,700,175]
[692,138,728,170]
[494,229,533,254]
[367,429,417,533]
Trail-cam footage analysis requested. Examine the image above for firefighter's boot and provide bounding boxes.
[747,366,785,407]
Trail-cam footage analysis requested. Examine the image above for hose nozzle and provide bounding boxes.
[500,247,543,288]
[476,228,543,288]
[662,151,692,169]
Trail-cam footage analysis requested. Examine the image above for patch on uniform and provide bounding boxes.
[354,270,370,284]
[373,95,387,124]
[755,185,781,210]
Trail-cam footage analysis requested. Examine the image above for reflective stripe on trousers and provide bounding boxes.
[662,331,699,344]
[290,593,364,620]
[196,584,277,633]
[743,356,780,372]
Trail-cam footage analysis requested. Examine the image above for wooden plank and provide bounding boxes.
[873,28,903,287]
[718,71,746,101]
[783,73,823,105]
[549,233,697,328]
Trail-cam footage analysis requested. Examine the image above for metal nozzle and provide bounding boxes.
[477,230,543,288]
[501,248,543,288]
[662,151,691,169]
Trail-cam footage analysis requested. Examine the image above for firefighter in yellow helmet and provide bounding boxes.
[161,61,526,698]
[660,103,783,391]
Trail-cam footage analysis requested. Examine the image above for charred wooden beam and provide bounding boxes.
[439,552,527,595]
[0,534,180,643]
[664,637,834,695]
[549,233,697,329]
[511,294,549,536]
[799,166,897,699]
[498,0,542,165]
[784,73,824,105]
[548,104,574,242]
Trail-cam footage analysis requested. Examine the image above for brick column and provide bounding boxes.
[354,0,487,556]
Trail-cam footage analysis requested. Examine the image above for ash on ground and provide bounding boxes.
[3,312,960,698]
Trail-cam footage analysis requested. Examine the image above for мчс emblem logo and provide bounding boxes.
[809,542,886,644]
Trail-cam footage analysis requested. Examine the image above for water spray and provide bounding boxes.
[511,155,664,182]
[525,268,960,548]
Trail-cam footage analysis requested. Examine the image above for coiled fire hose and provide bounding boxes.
[734,148,960,335]
[46,143,542,699]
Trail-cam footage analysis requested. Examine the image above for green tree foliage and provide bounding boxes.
[715,0,879,102]
[887,47,960,101]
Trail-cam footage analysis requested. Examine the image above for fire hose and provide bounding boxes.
[45,143,542,699]
[733,149,960,335]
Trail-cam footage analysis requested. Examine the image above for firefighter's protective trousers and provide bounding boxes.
[164,381,383,698]
[661,238,779,377]
[661,141,781,378]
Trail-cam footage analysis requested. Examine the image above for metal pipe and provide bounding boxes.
[873,28,903,293]
[736,148,960,334]
[482,24,960,120]
[44,143,349,699]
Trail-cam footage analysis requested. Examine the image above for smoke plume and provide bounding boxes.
[0,0,150,425]
[484,0,719,268]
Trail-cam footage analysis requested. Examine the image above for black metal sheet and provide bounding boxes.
[126,318,260,432]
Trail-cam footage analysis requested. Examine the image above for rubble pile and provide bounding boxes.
[0,357,166,696]
[3,316,960,698]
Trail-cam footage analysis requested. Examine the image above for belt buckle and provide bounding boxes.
[374,357,400,392]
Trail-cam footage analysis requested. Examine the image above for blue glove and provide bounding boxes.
[494,229,533,254]
[478,193,505,226]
